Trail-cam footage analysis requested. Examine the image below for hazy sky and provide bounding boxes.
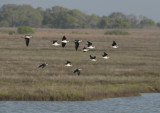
[0,0,160,22]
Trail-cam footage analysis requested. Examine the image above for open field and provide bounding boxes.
[0,28,160,101]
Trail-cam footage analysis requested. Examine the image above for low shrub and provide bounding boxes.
[8,31,15,35]
[17,26,35,34]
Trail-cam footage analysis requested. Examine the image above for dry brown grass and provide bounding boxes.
[0,28,160,101]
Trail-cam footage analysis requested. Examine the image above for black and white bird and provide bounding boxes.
[83,47,89,52]
[112,41,118,48]
[24,35,32,47]
[65,60,72,67]
[102,52,110,59]
[74,68,81,76]
[87,41,95,49]
[52,40,60,46]
[38,63,48,68]
[90,55,97,61]
[74,40,82,51]
[61,36,69,47]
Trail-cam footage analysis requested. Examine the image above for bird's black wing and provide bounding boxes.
[25,38,30,47]
[66,61,71,64]
[90,55,93,59]
[38,64,43,68]
[74,69,80,75]
[112,41,116,46]
[104,52,107,56]
[62,36,66,40]
[83,47,86,49]
[77,70,80,75]
[39,64,46,68]
[75,42,79,51]
[74,69,78,73]
[42,64,45,68]
[75,40,78,42]
[87,41,92,46]
[53,40,57,44]
[62,42,66,47]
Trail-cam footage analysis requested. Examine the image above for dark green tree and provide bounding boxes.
[0,4,43,27]
[157,23,160,27]
[140,16,155,27]
[0,4,156,28]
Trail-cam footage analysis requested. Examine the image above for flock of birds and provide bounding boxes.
[24,35,119,76]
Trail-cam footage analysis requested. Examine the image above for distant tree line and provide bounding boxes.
[0,4,159,28]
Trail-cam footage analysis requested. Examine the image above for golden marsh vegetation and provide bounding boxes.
[0,28,160,101]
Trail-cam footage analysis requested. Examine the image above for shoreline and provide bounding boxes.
[0,83,159,101]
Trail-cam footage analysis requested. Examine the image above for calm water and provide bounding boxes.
[0,93,160,113]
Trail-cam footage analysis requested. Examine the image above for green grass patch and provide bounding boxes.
[71,31,88,34]
[0,29,15,35]
[104,30,130,35]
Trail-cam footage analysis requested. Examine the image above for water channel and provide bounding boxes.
[0,93,160,113]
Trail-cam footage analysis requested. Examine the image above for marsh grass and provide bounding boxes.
[0,28,160,101]
[104,30,130,35]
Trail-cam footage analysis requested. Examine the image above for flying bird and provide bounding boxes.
[74,40,82,51]
[112,41,118,48]
[24,35,32,47]
[90,55,97,61]
[61,36,69,47]
[74,68,81,76]
[83,47,89,52]
[102,52,110,59]
[87,41,95,49]
[65,60,72,67]
[38,63,48,68]
[52,40,60,46]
